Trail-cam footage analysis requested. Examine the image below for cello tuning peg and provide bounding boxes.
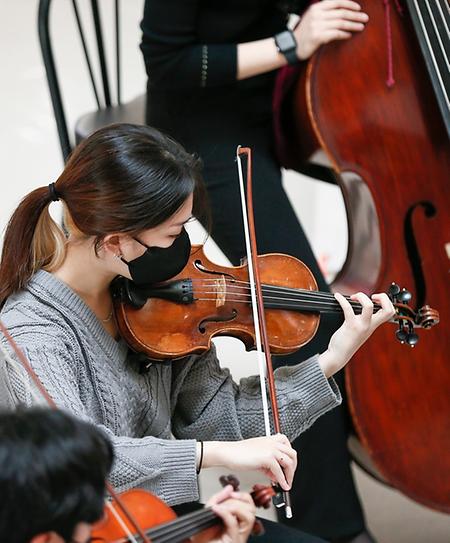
[406,332,419,347]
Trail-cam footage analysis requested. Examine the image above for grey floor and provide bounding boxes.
[1,1,449,542]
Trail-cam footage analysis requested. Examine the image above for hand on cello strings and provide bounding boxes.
[293,0,369,61]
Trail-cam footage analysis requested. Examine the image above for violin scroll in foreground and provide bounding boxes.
[112,246,439,361]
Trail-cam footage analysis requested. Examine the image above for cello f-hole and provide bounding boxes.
[404,200,436,309]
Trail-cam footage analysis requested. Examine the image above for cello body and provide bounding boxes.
[289,1,450,512]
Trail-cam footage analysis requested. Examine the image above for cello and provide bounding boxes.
[281,0,450,513]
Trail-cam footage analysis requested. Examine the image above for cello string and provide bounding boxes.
[412,0,450,110]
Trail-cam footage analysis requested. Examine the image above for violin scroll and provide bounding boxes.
[388,283,439,347]
[219,474,283,509]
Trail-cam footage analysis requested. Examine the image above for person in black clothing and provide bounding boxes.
[141,2,374,542]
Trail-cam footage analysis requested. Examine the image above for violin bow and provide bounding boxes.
[0,319,151,543]
[236,146,293,518]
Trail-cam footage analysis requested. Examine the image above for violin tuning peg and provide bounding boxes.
[395,328,408,343]
[397,289,412,303]
[251,484,275,509]
[406,332,419,347]
[219,474,240,490]
[388,283,400,299]
[271,486,286,509]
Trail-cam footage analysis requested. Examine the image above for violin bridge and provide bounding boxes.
[215,276,226,307]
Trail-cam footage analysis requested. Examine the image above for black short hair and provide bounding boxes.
[0,407,114,543]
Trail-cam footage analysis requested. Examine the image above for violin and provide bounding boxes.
[91,476,275,543]
[112,246,438,361]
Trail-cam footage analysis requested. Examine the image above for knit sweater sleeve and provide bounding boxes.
[170,345,341,442]
[140,0,237,89]
[3,343,199,505]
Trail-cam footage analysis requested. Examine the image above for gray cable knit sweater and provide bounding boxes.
[0,270,341,505]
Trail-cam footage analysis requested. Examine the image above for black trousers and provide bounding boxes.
[147,104,366,540]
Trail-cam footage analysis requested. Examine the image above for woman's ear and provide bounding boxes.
[102,234,125,258]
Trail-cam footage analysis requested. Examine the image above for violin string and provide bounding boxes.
[146,507,217,542]
[190,283,363,306]
[193,289,372,307]
[188,290,383,312]
[189,298,382,316]
[190,276,336,297]
[188,278,378,306]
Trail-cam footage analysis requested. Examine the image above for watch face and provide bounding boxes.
[277,31,296,51]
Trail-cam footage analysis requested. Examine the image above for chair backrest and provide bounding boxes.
[38,0,145,162]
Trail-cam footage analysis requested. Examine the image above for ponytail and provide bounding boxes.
[0,123,206,308]
[0,186,66,308]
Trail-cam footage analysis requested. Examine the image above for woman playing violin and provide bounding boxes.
[0,407,256,543]
[141,2,373,541]
[0,124,394,542]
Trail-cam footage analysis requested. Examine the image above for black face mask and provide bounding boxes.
[121,227,191,286]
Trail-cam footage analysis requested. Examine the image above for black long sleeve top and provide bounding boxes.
[140,1,309,147]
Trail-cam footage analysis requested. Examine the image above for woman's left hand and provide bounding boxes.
[318,292,396,377]
[203,485,256,543]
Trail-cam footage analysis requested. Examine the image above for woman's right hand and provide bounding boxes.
[294,0,369,60]
[203,434,297,491]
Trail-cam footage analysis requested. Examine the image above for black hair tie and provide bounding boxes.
[48,182,60,202]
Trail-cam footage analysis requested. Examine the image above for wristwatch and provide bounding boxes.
[274,30,298,65]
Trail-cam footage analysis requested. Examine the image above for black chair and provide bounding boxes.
[38,0,145,162]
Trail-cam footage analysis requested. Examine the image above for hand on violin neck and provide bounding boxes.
[318,292,396,378]
[200,487,256,543]
[201,434,296,492]
[295,0,369,61]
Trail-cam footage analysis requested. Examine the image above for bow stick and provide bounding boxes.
[236,146,293,519]
[0,319,151,543]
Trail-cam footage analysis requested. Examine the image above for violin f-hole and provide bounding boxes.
[198,309,238,334]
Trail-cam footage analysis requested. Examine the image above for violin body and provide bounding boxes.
[90,479,272,542]
[288,1,450,512]
[114,248,320,360]
[91,489,177,542]
[91,488,222,543]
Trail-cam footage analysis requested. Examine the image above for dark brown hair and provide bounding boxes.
[0,123,206,307]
